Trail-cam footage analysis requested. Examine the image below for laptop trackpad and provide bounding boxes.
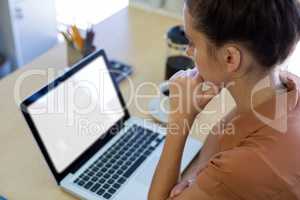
[135,154,160,186]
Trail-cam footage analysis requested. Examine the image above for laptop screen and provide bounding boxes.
[27,56,125,173]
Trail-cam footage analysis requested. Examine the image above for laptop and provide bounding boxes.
[20,49,202,200]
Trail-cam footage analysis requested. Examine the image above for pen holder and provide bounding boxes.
[67,43,96,67]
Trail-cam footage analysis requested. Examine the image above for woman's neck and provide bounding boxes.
[227,68,285,114]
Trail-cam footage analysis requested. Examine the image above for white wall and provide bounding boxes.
[130,0,183,16]
[286,42,300,76]
[0,0,57,70]
[56,0,129,29]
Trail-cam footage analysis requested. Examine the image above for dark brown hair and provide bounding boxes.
[185,0,300,68]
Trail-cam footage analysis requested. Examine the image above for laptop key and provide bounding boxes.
[144,150,152,156]
[117,161,123,165]
[116,169,123,175]
[112,174,119,180]
[97,188,105,195]
[125,152,131,157]
[128,141,134,146]
[79,174,84,178]
[84,181,93,189]
[106,154,112,159]
[123,156,147,178]
[82,176,89,181]
[149,146,155,151]
[74,178,80,183]
[113,183,121,189]
[141,143,148,149]
[92,167,99,172]
[78,180,85,186]
[111,150,117,155]
[103,193,112,199]
[96,164,103,169]
[128,147,135,153]
[125,161,132,166]
[117,177,126,184]
[108,188,117,195]
[112,164,119,170]
[106,163,112,168]
[107,178,115,184]
[88,171,95,176]
[121,156,128,161]
[91,176,98,182]
[101,167,108,173]
[119,150,125,154]
[96,171,103,177]
[99,178,106,183]
[129,156,136,162]
[91,183,101,192]
[103,184,110,189]
[103,173,110,179]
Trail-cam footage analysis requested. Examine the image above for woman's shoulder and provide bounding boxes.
[198,145,298,199]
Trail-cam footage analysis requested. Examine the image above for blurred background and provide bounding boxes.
[0,0,299,79]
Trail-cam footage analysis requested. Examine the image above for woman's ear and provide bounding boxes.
[222,46,241,73]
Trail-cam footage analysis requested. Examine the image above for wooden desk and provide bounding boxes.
[0,7,235,199]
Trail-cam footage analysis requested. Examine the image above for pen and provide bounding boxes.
[83,26,95,56]
[70,25,84,50]
[60,31,73,44]
[85,28,95,48]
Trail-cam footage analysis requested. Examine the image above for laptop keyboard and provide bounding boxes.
[73,124,165,199]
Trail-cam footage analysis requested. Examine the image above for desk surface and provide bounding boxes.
[0,7,234,199]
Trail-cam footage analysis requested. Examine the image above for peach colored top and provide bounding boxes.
[197,73,300,199]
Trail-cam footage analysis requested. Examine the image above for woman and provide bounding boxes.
[148,0,300,199]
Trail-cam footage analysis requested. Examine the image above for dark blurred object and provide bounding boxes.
[83,27,96,56]
[0,195,7,200]
[0,54,11,78]
[165,25,195,80]
[0,54,4,65]
[165,56,194,80]
[109,60,133,83]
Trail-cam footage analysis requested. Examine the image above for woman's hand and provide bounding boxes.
[148,68,219,200]
[169,160,206,198]
[169,179,195,198]
[168,68,219,128]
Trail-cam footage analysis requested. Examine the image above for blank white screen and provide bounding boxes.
[28,56,124,172]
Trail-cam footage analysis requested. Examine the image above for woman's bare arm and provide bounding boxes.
[182,132,219,180]
[148,69,220,200]
[148,123,189,200]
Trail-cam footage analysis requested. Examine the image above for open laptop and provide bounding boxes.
[20,49,202,200]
